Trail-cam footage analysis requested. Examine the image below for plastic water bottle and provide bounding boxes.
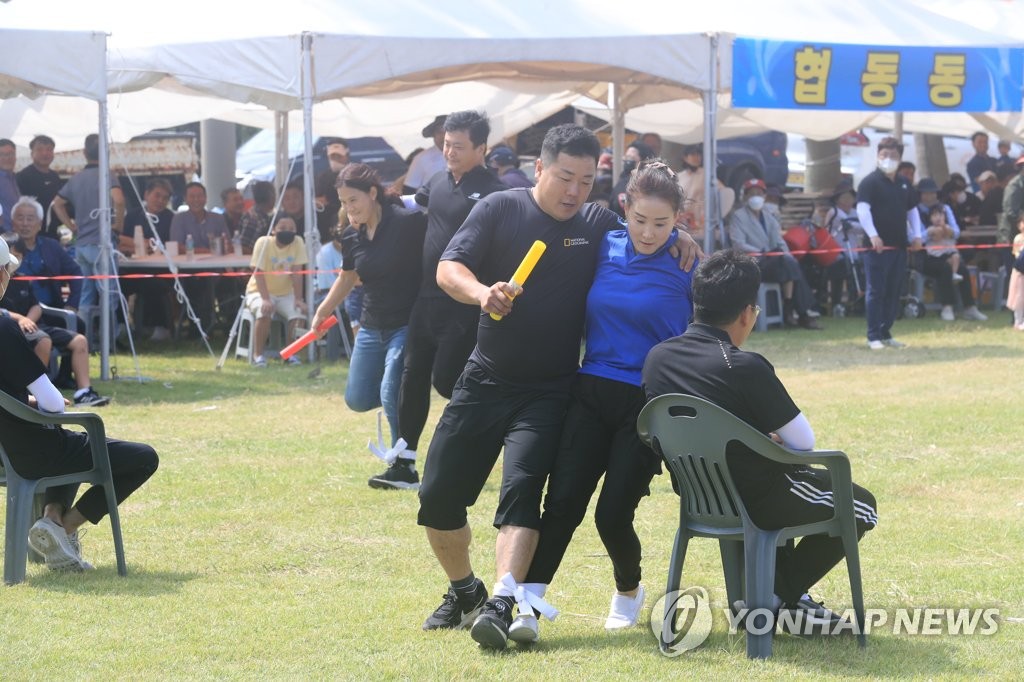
[133,225,146,257]
[232,231,243,257]
[185,233,195,261]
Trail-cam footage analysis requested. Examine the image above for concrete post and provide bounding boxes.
[804,138,842,194]
[914,133,950,186]
[200,119,237,208]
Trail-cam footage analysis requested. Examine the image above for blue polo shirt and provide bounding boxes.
[580,229,694,387]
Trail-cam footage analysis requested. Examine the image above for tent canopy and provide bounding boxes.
[0,28,106,100]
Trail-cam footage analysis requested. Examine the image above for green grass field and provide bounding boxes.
[1,314,1021,680]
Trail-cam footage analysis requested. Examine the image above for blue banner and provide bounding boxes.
[732,38,1023,112]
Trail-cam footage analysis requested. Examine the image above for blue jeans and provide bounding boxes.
[345,325,407,445]
[75,243,118,308]
[862,247,907,342]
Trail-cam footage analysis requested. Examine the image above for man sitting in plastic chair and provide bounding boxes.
[641,248,878,634]
[0,238,159,572]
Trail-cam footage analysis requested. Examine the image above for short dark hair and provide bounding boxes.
[877,136,904,156]
[184,181,206,195]
[692,249,761,326]
[251,180,275,206]
[284,180,303,193]
[928,204,946,220]
[540,124,601,165]
[272,213,297,230]
[443,110,490,148]
[220,187,242,203]
[627,141,656,162]
[897,161,916,174]
[84,133,100,161]
[29,135,55,150]
[971,131,989,143]
[0,138,15,150]
[145,178,173,195]
[625,158,684,212]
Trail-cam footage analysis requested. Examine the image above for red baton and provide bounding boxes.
[279,314,338,360]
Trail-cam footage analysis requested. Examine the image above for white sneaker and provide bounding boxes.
[252,355,267,368]
[28,518,87,571]
[605,585,646,630]
[961,306,988,321]
[867,340,885,350]
[882,338,906,348]
[952,273,964,282]
[940,306,955,321]
[508,613,540,644]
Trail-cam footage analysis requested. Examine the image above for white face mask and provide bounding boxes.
[878,157,900,174]
[747,195,766,211]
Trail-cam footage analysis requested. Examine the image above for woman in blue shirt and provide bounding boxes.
[516,160,694,641]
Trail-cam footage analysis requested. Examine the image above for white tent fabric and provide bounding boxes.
[222,80,583,160]
[0,29,106,100]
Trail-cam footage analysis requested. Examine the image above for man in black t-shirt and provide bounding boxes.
[367,111,506,491]
[855,137,923,349]
[15,135,64,239]
[0,237,158,573]
[642,249,877,632]
[416,124,698,649]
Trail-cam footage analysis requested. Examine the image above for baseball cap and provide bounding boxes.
[916,177,940,193]
[742,178,767,193]
[487,144,517,166]
[0,236,20,270]
[422,114,447,138]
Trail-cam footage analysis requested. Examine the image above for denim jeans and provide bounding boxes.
[345,325,407,445]
[75,243,118,308]
[862,247,907,342]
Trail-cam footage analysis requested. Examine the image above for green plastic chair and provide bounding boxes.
[0,389,127,585]
[637,393,866,659]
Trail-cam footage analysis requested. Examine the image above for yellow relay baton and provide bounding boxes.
[489,240,547,321]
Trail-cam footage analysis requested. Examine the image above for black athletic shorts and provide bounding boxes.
[417,361,571,531]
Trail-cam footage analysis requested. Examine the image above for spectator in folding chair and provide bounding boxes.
[244,215,308,367]
[1,236,109,407]
[0,236,157,572]
[642,248,878,634]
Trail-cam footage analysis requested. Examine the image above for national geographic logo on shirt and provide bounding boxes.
[563,237,590,248]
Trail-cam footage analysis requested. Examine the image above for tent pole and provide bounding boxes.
[275,111,289,193]
[703,33,719,256]
[301,32,319,361]
[98,37,112,380]
[609,82,624,185]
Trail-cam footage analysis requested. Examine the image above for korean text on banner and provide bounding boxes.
[732,38,1023,112]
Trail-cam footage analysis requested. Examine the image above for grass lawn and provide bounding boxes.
[1,314,1021,680]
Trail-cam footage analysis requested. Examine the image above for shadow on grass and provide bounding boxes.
[100,361,345,406]
[494,629,958,677]
[30,568,201,595]
[766,343,1018,372]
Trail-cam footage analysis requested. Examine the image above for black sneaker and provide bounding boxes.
[470,597,514,650]
[422,579,488,631]
[73,388,111,407]
[778,597,850,637]
[368,459,419,490]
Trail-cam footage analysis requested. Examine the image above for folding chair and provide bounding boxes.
[0,390,127,585]
[636,394,866,659]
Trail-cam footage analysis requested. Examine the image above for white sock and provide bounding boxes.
[398,450,416,462]
[73,387,89,399]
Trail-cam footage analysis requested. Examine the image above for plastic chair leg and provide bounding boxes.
[103,486,128,577]
[719,539,745,608]
[841,530,866,648]
[4,479,34,585]
[661,526,689,652]
[744,529,780,660]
